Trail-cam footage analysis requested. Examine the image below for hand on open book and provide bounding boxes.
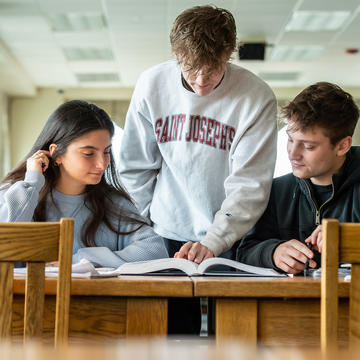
[174,241,214,264]
[305,225,323,253]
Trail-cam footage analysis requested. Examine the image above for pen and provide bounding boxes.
[303,242,313,277]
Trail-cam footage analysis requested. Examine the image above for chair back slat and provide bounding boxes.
[349,264,360,347]
[0,262,14,338]
[321,219,339,352]
[321,219,360,354]
[55,219,73,346]
[0,218,73,346]
[24,262,45,341]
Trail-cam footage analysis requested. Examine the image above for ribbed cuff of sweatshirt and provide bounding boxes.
[24,170,45,191]
[201,233,234,257]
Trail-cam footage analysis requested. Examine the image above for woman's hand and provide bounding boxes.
[26,150,51,173]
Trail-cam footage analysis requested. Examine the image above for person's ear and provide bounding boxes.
[49,144,61,165]
[336,136,352,156]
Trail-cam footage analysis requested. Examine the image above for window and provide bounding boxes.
[111,121,123,167]
[274,126,292,178]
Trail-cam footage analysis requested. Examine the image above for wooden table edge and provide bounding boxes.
[13,275,194,297]
[191,276,350,298]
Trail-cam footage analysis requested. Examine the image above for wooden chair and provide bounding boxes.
[0,218,73,346]
[321,218,360,352]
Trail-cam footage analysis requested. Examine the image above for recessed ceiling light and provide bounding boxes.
[63,48,114,61]
[75,73,119,82]
[269,45,324,61]
[49,12,107,32]
[285,11,350,31]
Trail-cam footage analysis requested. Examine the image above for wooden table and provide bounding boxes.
[13,276,193,343]
[193,276,350,347]
[12,275,351,346]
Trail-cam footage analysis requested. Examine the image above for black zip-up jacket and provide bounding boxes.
[237,146,360,270]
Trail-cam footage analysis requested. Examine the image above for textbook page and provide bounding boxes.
[110,258,199,276]
[197,257,285,277]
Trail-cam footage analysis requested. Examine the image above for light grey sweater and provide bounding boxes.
[0,170,168,267]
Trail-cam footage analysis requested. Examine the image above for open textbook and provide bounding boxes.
[107,257,286,277]
[14,257,286,278]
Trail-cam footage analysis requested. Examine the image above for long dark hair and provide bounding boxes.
[1,100,147,247]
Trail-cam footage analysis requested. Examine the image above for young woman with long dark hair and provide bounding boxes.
[0,100,168,266]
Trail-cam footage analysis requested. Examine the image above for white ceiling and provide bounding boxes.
[0,0,360,96]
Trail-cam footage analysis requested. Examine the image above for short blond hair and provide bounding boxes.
[170,5,237,72]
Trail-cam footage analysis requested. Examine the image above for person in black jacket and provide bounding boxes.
[237,82,360,274]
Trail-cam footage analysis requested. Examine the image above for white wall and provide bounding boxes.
[0,92,10,178]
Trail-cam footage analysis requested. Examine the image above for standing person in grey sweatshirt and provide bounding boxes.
[0,100,168,267]
[119,5,277,263]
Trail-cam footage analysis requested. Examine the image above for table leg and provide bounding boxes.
[126,297,168,336]
[216,298,257,345]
